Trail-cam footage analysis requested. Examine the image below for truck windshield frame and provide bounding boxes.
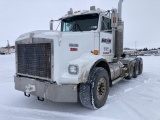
[61,14,99,32]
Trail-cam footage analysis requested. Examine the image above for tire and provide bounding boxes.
[133,59,139,78]
[79,67,109,109]
[138,58,143,75]
[125,61,134,79]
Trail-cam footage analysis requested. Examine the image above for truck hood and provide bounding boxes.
[16,30,62,41]
[15,30,97,84]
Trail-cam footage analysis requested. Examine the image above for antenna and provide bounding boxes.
[135,41,137,56]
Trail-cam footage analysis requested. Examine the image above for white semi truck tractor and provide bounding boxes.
[14,0,143,109]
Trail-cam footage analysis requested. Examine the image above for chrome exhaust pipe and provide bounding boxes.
[118,0,124,21]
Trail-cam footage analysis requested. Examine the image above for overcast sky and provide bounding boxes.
[0,0,160,49]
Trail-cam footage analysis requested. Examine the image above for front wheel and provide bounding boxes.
[79,67,109,109]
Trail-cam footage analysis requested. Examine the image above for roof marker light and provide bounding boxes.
[90,6,96,10]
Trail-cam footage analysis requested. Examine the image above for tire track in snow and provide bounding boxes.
[0,114,44,120]
[104,73,160,120]
[0,104,118,120]
[107,73,159,104]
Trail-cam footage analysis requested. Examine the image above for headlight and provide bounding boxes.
[68,65,79,74]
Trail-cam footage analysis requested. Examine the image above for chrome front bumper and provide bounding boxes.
[14,76,78,102]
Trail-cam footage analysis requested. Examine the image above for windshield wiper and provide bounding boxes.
[70,23,75,31]
[76,23,82,32]
[70,21,82,32]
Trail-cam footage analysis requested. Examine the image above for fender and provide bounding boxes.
[60,53,111,85]
[88,58,111,86]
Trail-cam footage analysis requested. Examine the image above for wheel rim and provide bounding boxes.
[97,78,106,101]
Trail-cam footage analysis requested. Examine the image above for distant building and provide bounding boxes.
[123,49,136,54]
[123,49,140,56]
[123,48,160,56]
[0,46,15,54]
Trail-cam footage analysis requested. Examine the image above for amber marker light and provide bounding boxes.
[94,50,99,55]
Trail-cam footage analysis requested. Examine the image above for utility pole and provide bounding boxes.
[135,41,137,56]
[7,40,10,54]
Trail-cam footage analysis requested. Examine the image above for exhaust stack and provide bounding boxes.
[118,0,124,21]
[114,0,124,62]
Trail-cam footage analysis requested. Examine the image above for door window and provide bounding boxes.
[101,16,111,31]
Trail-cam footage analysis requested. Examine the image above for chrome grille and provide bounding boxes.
[17,43,51,79]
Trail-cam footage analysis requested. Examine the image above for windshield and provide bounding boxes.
[61,14,99,32]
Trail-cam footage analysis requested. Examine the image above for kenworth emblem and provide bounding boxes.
[101,38,111,44]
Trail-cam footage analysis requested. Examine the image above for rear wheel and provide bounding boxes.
[125,61,134,80]
[138,58,143,75]
[133,59,139,78]
[79,67,109,109]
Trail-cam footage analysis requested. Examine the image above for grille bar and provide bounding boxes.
[17,43,51,79]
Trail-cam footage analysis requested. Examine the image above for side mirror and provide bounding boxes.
[50,19,61,31]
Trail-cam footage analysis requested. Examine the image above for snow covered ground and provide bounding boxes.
[0,54,160,120]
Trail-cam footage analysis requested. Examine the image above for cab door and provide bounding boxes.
[100,15,114,62]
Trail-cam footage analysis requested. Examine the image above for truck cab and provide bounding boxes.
[14,0,143,109]
[58,8,114,62]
